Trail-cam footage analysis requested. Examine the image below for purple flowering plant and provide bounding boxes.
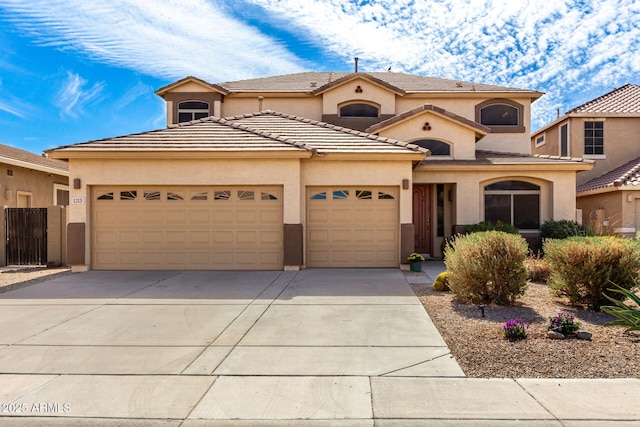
[548,312,581,335]
[503,318,528,340]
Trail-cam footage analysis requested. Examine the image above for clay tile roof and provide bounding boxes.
[366,104,490,135]
[227,111,429,154]
[577,155,640,192]
[0,143,68,174]
[568,84,640,114]
[216,71,541,95]
[422,150,594,165]
[48,112,428,157]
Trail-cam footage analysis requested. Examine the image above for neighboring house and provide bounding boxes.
[47,71,591,272]
[531,84,640,236]
[0,143,69,207]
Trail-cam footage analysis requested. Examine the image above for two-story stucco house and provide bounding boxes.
[531,84,640,237]
[47,71,592,271]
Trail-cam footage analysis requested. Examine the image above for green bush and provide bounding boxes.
[524,255,551,283]
[432,271,450,291]
[444,231,529,305]
[463,221,518,235]
[540,220,592,240]
[544,236,640,310]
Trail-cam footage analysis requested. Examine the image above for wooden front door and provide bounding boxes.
[413,184,432,255]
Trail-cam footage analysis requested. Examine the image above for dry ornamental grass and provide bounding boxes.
[412,280,640,378]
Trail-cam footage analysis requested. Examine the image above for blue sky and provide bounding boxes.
[0,0,638,155]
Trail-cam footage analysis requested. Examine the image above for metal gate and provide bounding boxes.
[5,208,47,265]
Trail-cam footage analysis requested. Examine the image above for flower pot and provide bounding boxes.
[409,261,422,272]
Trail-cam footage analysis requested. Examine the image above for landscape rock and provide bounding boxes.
[548,330,565,340]
[576,330,593,340]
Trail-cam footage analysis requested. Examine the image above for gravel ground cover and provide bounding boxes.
[0,266,72,293]
[412,280,640,378]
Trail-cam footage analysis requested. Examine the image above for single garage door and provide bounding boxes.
[91,186,283,270]
[306,186,399,267]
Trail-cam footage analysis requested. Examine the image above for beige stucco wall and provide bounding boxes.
[398,96,533,155]
[221,96,322,119]
[375,112,477,160]
[169,81,213,93]
[0,164,68,208]
[577,191,626,233]
[321,79,397,115]
[413,166,578,226]
[532,121,563,157]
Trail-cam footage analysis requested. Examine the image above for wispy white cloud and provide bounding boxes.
[1,0,638,129]
[0,100,25,118]
[55,71,105,118]
[0,0,306,82]
[116,81,154,110]
[245,0,640,128]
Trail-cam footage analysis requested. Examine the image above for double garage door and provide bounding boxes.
[91,185,399,270]
[91,186,283,270]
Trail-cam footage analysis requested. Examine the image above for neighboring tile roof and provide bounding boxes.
[216,72,541,95]
[577,155,640,192]
[49,111,428,156]
[366,104,490,135]
[422,150,594,165]
[0,143,68,173]
[568,84,640,114]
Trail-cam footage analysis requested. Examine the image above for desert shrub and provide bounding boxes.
[463,220,518,235]
[432,271,450,292]
[524,255,551,283]
[541,220,593,240]
[444,231,528,305]
[544,236,640,310]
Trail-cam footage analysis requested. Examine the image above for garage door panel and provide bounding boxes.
[307,186,399,268]
[236,210,257,223]
[189,210,210,223]
[92,186,283,270]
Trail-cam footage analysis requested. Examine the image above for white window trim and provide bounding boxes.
[534,133,545,148]
[53,183,69,206]
[583,119,606,158]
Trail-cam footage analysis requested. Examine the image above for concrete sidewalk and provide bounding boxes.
[0,267,638,425]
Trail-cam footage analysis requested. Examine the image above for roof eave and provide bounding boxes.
[0,156,68,176]
[46,150,312,161]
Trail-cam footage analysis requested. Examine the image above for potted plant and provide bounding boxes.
[407,252,425,272]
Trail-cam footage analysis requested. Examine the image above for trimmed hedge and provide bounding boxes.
[463,221,518,235]
[444,231,528,305]
[544,236,640,310]
[540,220,592,240]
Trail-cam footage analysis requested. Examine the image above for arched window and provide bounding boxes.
[412,139,451,156]
[480,104,519,126]
[178,101,209,123]
[475,99,524,133]
[484,180,540,229]
[339,103,379,118]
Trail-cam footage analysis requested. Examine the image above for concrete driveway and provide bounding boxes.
[0,268,638,426]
